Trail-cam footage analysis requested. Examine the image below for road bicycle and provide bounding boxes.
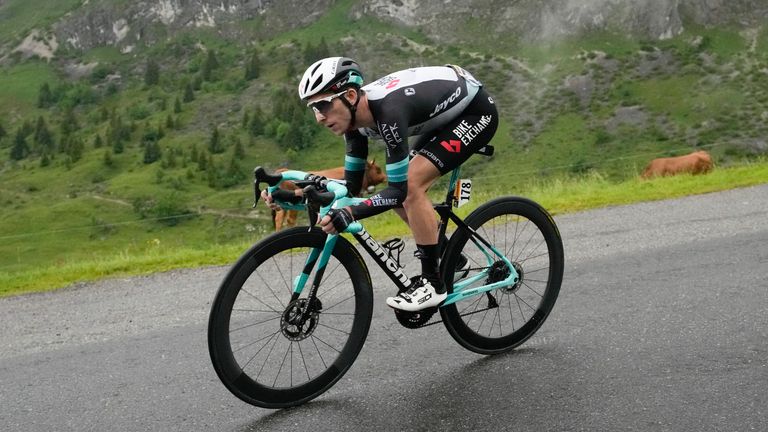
[208,145,564,408]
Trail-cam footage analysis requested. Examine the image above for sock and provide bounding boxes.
[416,243,443,293]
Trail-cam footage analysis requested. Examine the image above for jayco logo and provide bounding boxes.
[429,87,461,118]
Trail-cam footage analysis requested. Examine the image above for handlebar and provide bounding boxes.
[252,166,362,234]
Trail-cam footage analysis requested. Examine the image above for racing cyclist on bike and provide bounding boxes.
[265,57,498,312]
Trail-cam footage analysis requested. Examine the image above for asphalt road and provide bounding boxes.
[1,184,767,432]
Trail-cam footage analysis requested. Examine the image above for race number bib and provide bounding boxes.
[453,179,471,208]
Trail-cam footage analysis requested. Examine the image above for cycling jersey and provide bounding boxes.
[343,65,497,221]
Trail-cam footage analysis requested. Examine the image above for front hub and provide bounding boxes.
[280,298,320,341]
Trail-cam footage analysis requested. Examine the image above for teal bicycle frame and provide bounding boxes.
[267,167,520,307]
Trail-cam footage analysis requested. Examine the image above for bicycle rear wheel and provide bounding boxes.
[440,197,564,354]
[208,227,373,408]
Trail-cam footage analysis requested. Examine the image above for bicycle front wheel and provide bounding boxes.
[440,197,564,354]
[208,227,373,408]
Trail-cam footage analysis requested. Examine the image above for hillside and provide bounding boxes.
[0,0,767,285]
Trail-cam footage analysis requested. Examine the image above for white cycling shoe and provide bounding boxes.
[386,278,447,312]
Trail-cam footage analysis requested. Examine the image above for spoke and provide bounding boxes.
[514,225,540,264]
[476,303,491,334]
[273,341,292,387]
[311,334,342,354]
[319,312,356,316]
[256,332,282,383]
[491,306,501,337]
[517,246,549,263]
[254,268,287,309]
[459,293,483,315]
[240,288,282,314]
[233,329,282,354]
[524,265,550,274]
[518,239,546,264]
[317,274,352,298]
[297,340,311,381]
[515,295,527,323]
[322,293,356,313]
[507,292,516,332]
[521,281,545,298]
[516,292,539,312]
[230,315,281,333]
[271,255,293,298]
[310,335,328,368]
[232,308,283,314]
[317,322,351,336]
[245,331,277,374]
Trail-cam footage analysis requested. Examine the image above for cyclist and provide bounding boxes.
[265,57,498,311]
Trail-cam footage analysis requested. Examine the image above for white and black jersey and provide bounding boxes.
[343,65,497,220]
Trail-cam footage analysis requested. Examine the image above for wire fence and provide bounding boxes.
[0,141,748,245]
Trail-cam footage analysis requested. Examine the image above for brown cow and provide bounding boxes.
[272,160,387,231]
[641,150,714,179]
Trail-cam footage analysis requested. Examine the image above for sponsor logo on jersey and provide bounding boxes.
[386,79,400,89]
[378,122,403,146]
[367,193,398,206]
[452,115,493,146]
[440,139,462,153]
[372,75,399,88]
[429,87,462,118]
[404,88,416,96]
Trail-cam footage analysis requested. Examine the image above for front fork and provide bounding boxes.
[290,235,338,320]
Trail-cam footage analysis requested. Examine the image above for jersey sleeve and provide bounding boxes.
[343,130,368,197]
[348,109,410,221]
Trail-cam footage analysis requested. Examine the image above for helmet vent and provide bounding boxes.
[310,76,323,91]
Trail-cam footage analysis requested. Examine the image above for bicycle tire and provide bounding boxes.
[440,197,564,354]
[208,227,373,408]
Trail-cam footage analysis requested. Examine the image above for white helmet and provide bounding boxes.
[298,57,364,100]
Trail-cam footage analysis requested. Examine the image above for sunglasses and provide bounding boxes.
[307,91,347,115]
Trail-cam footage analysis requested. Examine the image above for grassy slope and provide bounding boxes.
[0,4,767,296]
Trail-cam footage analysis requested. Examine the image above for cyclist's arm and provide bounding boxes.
[347,114,409,221]
[343,130,368,197]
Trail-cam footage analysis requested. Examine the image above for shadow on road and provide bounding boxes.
[235,345,579,431]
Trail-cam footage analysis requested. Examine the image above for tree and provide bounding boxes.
[93,134,103,148]
[103,149,114,167]
[0,121,6,141]
[34,116,54,153]
[233,135,244,159]
[202,50,219,81]
[59,109,78,137]
[10,128,29,160]
[183,83,195,102]
[143,140,161,164]
[144,59,160,86]
[249,107,264,136]
[37,82,54,108]
[197,149,208,171]
[208,126,224,154]
[173,96,182,113]
[245,50,260,80]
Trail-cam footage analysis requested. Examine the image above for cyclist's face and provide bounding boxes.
[308,90,352,135]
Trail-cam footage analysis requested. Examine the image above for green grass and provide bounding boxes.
[0,0,82,44]
[2,159,766,297]
[0,61,59,117]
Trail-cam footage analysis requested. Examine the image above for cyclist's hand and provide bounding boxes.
[260,189,280,211]
[320,207,353,235]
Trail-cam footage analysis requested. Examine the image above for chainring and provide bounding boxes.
[394,307,437,329]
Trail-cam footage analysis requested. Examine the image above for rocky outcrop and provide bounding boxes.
[353,0,768,43]
[51,0,333,52]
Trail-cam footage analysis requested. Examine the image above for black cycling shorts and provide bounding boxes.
[411,87,498,174]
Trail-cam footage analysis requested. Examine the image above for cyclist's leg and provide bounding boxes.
[413,89,498,284]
